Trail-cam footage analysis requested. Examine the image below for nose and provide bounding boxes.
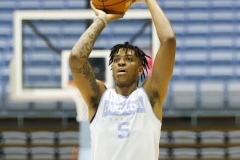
[118,58,126,66]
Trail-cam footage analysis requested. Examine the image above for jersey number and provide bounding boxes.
[118,122,130,139]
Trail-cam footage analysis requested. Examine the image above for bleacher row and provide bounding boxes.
[163,80,240,110]
[1,130,240,160]
[2,80,240,111]
[0,131,78,160]
[159,130,240,160]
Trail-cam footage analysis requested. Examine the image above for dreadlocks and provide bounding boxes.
[109,42,151,81]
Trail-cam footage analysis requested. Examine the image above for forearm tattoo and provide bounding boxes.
[71,20,104,95]
[75,19,104,60]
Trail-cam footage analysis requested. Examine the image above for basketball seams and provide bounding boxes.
[101,0,106,11]
[92,0,131,14]
[93,0,127,8]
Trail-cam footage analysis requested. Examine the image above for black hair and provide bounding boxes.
[109,41,151,81]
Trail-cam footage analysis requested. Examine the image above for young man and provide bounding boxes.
[69,0,176,159]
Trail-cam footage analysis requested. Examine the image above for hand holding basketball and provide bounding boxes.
[91,0,134,14]
[90,1,125,24]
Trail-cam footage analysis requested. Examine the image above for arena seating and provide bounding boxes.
[0,0,240,159]
[1,130,240,159]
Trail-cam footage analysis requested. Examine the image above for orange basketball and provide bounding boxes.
[92,0,133,14]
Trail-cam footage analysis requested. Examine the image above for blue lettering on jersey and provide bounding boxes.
[102,97,145,117]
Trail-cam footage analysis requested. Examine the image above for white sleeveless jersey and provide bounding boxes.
[90,88,162,160]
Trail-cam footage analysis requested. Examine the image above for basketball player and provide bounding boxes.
[69,0,176,159]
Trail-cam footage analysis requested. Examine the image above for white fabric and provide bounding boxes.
[90,88,162,160]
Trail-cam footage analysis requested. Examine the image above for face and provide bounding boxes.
[111,48,143,87]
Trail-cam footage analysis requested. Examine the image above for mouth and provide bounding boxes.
[117,68,127,75]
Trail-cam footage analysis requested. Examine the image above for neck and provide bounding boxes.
[115,84,138,96]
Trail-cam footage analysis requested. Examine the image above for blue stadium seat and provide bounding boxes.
[23,65,60,88]
[159,131,170,144]
[236,53,240,64]
[0,10,13,23]
[171,131,198,144]
[33,102,59,111]
[24,51,56,66]
[0,24,12,36]
[0,83,3,110]
[2,147,29,160]
[66,0,87,9]
[187,23,209,36]
[162,89,171,110]
[58,147,74,160]
[0,1,16,9]
[199,81,225,109]
[184,52,207,65]
[227,146,240,159]
[30,131,56,145]
[237,67,240,78]
[185,37,208,50]
[61,100,78,111]
[165,11,185,23]
[58,131,79,146]
[32,23,61,35]
[227,130,240,144]
[183,66,207,80]
[30,147,56,160]
[1,131,28,145]
[18,0,40,9]
[158,148,170,160]
[210,36,234,50]
[163,0,186,10]
[5,94,31,111]
[199,131,226,144]
[211,0,234,9]
[187,11,210,23]
[227,81,240,109]
[211,23,235,35]
[172,148,199,160]
[209,66,233,80]
[209,51,233,65]
[172,81,198,109]
[171,66,182,80]
[43,0,65,9]
[62,21,86,35]
[130,2,147,9]
[200,148,226,159]
[187,0,209,10]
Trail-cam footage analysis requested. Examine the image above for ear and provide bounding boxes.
[138,66,144,75]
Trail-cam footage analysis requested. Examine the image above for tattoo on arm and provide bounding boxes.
[72,62,99,95]
[70,17,105,108]
[74,19,105,60]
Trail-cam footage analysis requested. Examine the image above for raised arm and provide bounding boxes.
[69,3,124,120]
[142,0,176,120]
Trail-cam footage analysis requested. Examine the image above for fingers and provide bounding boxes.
[90,1,98,15]
[107,13,125,23]
[113,13,125,19]
[90,0,124,24]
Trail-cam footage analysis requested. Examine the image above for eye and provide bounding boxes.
[113,58,119,63]
[126,57,132,61]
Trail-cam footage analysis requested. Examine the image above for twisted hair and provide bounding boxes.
[109,42,151,81]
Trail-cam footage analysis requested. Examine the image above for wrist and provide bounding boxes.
[94,16,107,28]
